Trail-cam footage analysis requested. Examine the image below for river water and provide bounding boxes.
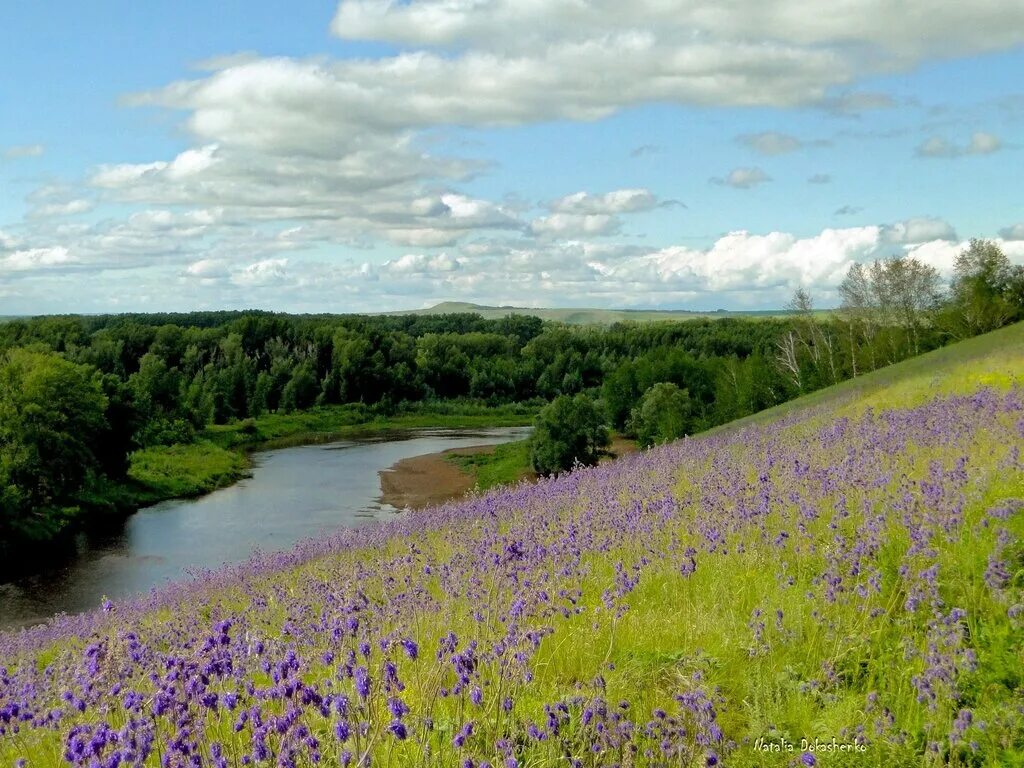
[0,427,530,629]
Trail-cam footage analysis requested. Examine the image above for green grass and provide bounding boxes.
[445,438,534,490]
[712,320,1024,435]
[203,401,537,450]
[126,441,250,499]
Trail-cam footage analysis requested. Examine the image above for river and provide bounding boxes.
[0,427,531,629]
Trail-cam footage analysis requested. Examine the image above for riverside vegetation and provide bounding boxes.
[0,319,1022,766]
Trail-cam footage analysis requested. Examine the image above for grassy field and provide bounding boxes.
[3,324,1023,767]
[446,439,535,490]
[385,300,816,324]
[447,434,638,492]
[125,441,251,500]
[204,402,538,450]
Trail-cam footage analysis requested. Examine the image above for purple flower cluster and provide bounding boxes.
[1,386,1022,765]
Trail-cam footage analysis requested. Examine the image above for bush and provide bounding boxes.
[529,394,609,475]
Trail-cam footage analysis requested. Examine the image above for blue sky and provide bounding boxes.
[1,1,1022,313]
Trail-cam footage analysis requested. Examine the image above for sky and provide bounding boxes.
[1,1,1023,314]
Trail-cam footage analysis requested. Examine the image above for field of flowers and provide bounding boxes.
[2,324,1023,767]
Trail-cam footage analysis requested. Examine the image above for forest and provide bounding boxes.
[1,239,1021,557]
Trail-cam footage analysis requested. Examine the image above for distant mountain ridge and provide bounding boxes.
[385,301,794,324]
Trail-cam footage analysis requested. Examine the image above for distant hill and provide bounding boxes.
[385,301,798,324]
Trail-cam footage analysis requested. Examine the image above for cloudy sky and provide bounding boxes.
[2,1,1023,314]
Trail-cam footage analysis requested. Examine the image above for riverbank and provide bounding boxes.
[122,402,539,509]
[378,444,498,509]
[379,433,640,509]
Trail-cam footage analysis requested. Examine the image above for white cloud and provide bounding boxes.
[531,213,621,238]
[3,144,44,159]
[711,167,772,189]
[331,1,1024,62]
[7,0,1024,312]
[231,258,289,287]
[881,217,957,243]
[0,230,19,252]
[917,131,1002,157]
[384,253,461,274]
[1,247,76,272]
[185,259,230,278]
[968,131,1001,154]
[550,189,659,215]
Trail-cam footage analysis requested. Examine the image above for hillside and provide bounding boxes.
[384,301,803,324]
[1,324,1023,766]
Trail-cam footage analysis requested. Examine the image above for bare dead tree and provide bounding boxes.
[774,330,803,391]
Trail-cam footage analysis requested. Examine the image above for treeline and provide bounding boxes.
[524,239,1024,472]
[1,239,1021,549]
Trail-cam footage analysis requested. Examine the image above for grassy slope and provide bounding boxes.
[716,321,1024,431]
[7,324,1023,766]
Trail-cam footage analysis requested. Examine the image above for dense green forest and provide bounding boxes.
[1,240,1021,560]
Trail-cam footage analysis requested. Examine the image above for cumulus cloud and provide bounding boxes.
[531,213,621,238]
[881,217,957,243]
[3,144,44,159]
[549,189,659,215]
[1,247,76,272]
[998,224,1024,241]
[711,167,772,189]
[7,0,1024,311]
[738,131,828,155]
[917,132,1002,157]
[331,1,1024,61]
[9,221,1024,312]
[529,188,675,239]
[0,230,20,252]
[184,259,230,279]
[231,258,288,287]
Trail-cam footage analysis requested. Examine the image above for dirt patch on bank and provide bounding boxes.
[378,444,496,510]
[380,435,639,511]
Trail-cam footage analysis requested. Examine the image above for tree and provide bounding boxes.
[629,383,693,448]
[870,256,942,356]
[529,394,609,475]
[0,349,108,542]
[945,239,1021,337]
[280,361,319,412]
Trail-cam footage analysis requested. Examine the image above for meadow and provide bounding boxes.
[1,323,1022,767]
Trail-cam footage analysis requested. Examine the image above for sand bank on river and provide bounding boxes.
[378,436,638,511]
[378,444,495,510]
